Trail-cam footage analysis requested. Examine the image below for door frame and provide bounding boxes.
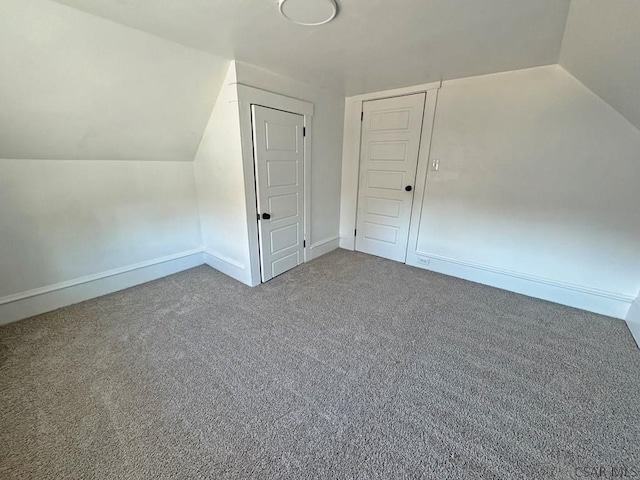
[339,81,441,258]
[237,84,314,286]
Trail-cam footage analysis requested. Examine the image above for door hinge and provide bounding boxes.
[354,229,357,236]
[361,112,364,121]
[303,127,306,137]
[303,240,306,248]
[257,213,260,221]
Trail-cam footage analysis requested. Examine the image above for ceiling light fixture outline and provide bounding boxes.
[278,0,338,26]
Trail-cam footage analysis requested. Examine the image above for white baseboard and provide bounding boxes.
[0,249,205,326]
[626,298,640,348]
[406,252,634,320]
[310,236,340,260]
[203,250,251,286]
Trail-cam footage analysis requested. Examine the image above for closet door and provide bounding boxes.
[252,105,305,282]
[355,93,426,262]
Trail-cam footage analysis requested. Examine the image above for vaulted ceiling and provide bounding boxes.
[50,0,572,96]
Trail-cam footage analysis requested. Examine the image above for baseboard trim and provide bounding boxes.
[0,249,205,326]
[310,236,340,260]
[406,252,634,320]
[203,250,250,286]
[626,298,640,348]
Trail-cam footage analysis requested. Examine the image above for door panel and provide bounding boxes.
[366,197,402,218]
[268,193,298,220]
[272,252,299,278]
[369,141,409,161]
[355,93,426,262]
[363,222,399,244]
[252,105,305,282]
[270,224,298,254]
[267,161,298,186]
[367,170,406,190]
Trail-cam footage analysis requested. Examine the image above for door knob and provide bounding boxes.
[262,213,271,220]
[405,186,412,192]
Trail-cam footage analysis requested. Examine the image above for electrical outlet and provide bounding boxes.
[417,257,430,266]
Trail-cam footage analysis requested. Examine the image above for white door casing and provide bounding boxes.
[252,105,305,282]
[355,93,426,262]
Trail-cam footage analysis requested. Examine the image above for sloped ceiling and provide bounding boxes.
[560,0,640,132]
[50,0,571,96]
[0,0,229,161]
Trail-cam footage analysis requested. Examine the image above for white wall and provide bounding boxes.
[193,63,252,284]
[414,65,640,300]
[340,65,640,318]
[560,0,640,132]
[0,0,228,161]
[0,160,202,297]
[0,159,203,323]
[235,62,345,249]
[627,296,640,347]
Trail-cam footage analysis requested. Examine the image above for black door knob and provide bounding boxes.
[405,185,412,191]
[262,213,271,220]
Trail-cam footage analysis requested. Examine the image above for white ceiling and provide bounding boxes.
[50,0,572,96]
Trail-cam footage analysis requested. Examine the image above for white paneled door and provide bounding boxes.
[252,105,305,282]
[356,93,426,262]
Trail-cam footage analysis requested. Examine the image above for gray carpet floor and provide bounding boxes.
[1,249,639,479]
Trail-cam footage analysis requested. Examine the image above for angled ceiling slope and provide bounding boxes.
[560,0,640,132]
[0,0,229,161]
[51,0,571,96]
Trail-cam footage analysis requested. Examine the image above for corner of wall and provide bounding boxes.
[227,60,238,85]
[556,1,640,133]
[192,60,251,284]
[556,64,640,136]
[626,295,640,349]
[338,98,361,251]
[192,60,232,250]
[556,0,574,66]
[192,60,236,163]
